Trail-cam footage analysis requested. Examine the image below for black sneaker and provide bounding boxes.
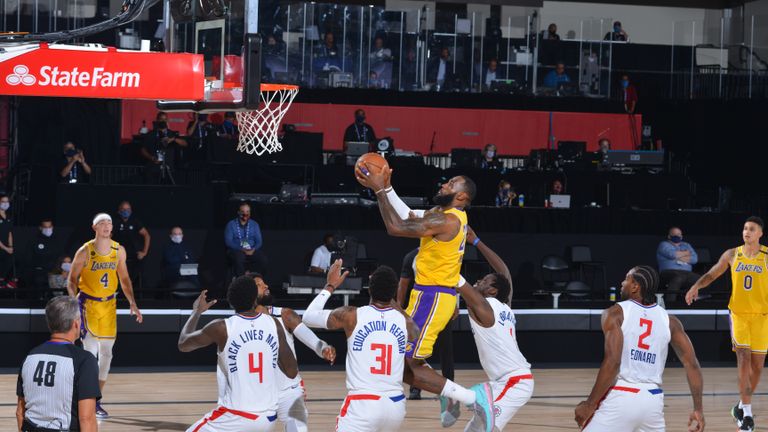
[739,416,754,431]
[408,387,422,400]
[732,404,744,424]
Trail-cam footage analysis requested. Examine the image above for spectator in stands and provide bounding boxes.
[60,142,92,184]
[657,226,699,302]
[48,255,71,294]
[28,218,61,290]
[427,47,457,90]
[598,138,611,154]
[551,179,565,195]
[621,74,638,114]
[604,21,628,41]
[315,31,340,60]
[596,138,612,169]
[112,201,151,290]
[480,143,502,170]
[141,115,188,171]
[0,195,15,289]
[482,58,499,91]
[401,48,418,90]
[368,71,380,89]
[544,62,571,88]
[495,180,517,207]
[369,36,392,65]
[219,112,239,139]
[264,34,286,57]
[543,23,561,40]
[186,113,217,160]
[343,109,377,147]
[162,226,199,289]
[225,202,266,276]
[309,233,335,274]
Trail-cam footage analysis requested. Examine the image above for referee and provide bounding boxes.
[16,296,100,432]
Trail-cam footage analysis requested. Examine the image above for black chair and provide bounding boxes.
[566,245,606,298]
[355,242,377,280]
[564,280,591,299]
[541,255,570,292]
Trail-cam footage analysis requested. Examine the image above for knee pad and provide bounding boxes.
[97,338,115,381]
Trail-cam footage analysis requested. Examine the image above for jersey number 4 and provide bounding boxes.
[33,361,57,387]
[100,273,109,288]
[370,343,393,375]
[248,352,263,383]
[637,318,653,350]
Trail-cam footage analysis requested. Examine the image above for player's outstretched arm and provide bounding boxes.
[456,276,494,328]
[178,290,226,352]
[669,316,705,432]
[282,308,336,364]
[467,226,512,285]
[66,246,87,297]
[685,248,734,305]
[274,318,299,378]
[575,305,623,428]
[116,246,142,323]
[303,259,358,335]
[377,192,457,239]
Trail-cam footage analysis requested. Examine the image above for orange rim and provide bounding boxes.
[260,83,299,92]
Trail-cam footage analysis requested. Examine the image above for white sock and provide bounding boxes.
[440,380,476,405]
[743,404,753,417]
[740,400,745,409]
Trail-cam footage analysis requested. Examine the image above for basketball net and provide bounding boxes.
[236,84,299,156]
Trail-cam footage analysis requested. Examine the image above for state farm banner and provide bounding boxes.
[0,43,204,100]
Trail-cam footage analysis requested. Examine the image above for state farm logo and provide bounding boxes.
[6,65,36,86]
[5,65,140,88]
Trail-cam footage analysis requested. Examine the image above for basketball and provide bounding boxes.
[355,152,389,175]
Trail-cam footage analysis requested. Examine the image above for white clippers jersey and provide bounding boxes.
[216,313,281,413]
[617,300,670,386]
[469,297,531,382]
[269,306,302,391]
[346,305,407,394]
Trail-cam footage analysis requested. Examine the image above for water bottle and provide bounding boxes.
[139,120,148,135]
[609,286,617,302]
[518,194,525,208]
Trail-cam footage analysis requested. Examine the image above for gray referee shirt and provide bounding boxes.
[17,341,100,431]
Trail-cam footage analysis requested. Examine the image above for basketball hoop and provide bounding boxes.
[235,83,299,156]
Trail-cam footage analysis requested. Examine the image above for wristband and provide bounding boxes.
[472,237,480,246]
[324,283,335,291]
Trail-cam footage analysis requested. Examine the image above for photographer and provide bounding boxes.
[141,118,187,183]
[186,113,217,161]
[59,141,92,183]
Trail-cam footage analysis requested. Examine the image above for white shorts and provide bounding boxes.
[187,406,277,432]
[465,373,534,432]
[278,383,308,432]
[583,383,665,432]
[335,392,406,432]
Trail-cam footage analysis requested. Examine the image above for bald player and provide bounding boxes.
[356,166,495,432]
[67,213,142,419]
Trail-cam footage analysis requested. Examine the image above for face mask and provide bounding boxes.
[486,150,495,158]
[355,114,366,123]
[622,80,629,88]
[238,212,248,220]
[171,235,183,244]
[61,262,72,272]
[119,209,131,219]
[614,26,621,32]
[42,228,53,237]
[65,149,77,157]
[670,235,683,243]
[0,203,10,211]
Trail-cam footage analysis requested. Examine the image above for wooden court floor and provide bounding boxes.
[0,367,760,431]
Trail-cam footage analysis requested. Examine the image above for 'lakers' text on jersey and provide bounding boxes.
[729,246,768,314]
[414,207,467,287]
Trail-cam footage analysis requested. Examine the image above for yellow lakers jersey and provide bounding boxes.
[414,208,468,287]
[78,240,120,298]
[729,245,768,314]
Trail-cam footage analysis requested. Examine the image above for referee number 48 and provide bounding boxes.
[33,361,57,387]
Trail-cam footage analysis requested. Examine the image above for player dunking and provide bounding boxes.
[355,166,496,432]
[178,277,298,432]
[247,272,337,432]
[303,260,416,432]
[67,213,143,419]
[576,266,704,432]
[685,216,767,431]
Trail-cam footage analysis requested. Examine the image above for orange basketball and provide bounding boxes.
[355,152,389,175]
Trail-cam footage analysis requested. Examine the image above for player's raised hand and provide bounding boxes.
[326,259,349,292]
[688,409,704,431]
[192,289,217,314]
[684,287,698,305]
[129,301,143,323]
[322,345,337,365]
[574,401,595,429]
[466,225,478,245]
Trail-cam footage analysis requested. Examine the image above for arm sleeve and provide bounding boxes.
[251,221,263,250]
[292,322,329,358]
[77,352,102,401]
[224,221,240,251]
[302,290,332,329]
[386,188,425,220]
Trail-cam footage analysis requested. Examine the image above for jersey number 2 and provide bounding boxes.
[637,318,653,350]
[100,273,109,288]
[370,343,393,375]
[248,352,263,383]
